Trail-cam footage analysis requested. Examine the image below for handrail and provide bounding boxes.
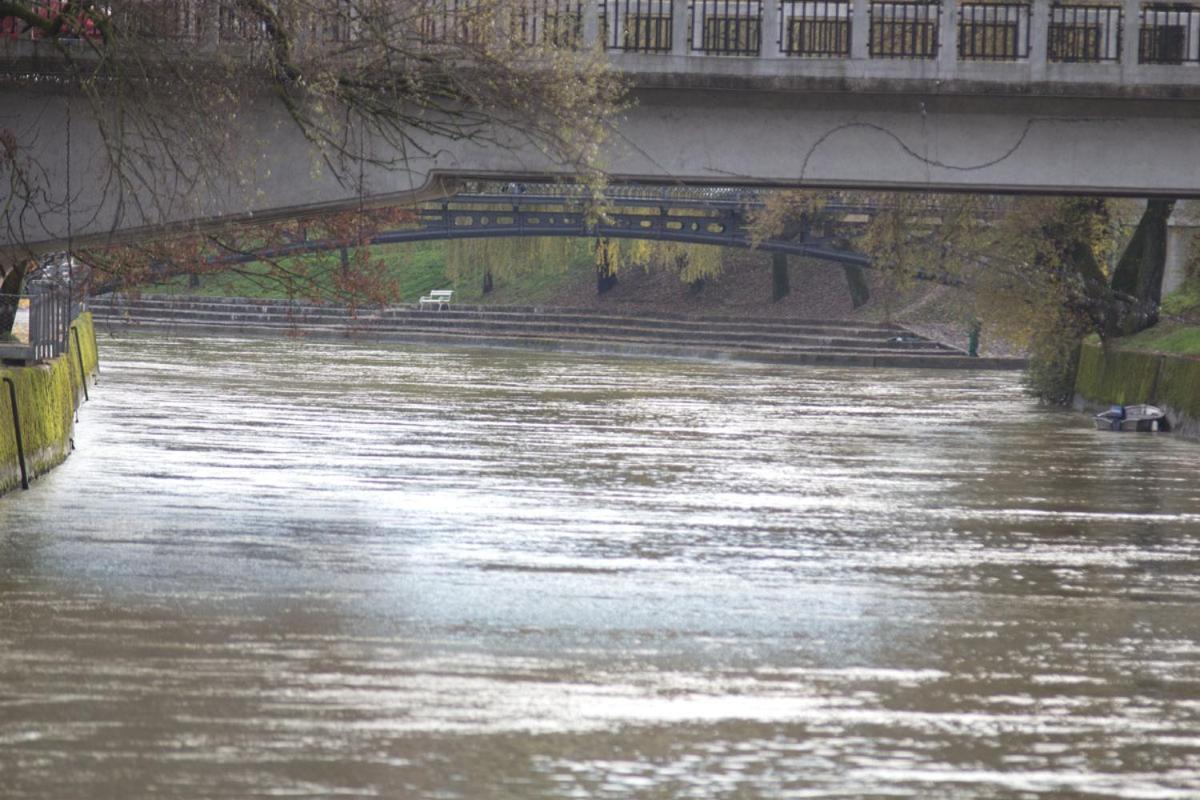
[4,0,1200,75]
[2,376,29,491]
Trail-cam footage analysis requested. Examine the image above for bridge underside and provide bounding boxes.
[4,84,1200,256]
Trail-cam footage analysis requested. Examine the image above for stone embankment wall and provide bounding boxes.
[1074,342,1200,439]
[0,313,99,495]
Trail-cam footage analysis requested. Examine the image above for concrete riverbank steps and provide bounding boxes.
[90,295,1025,370]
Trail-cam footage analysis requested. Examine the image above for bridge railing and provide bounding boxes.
[600,0,675,51]
[958,2,1031,60]
[689,0,764,55]
[1140,3,1200,63]
[868,1,940,58]
[780,1,853,56]
[515,0,586,45]
[7,0,1200,85]
[1049,4,1123,62]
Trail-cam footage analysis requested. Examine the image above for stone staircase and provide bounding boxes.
[88,294,1025,369]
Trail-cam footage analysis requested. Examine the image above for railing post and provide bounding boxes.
[852,0,870,59]
[939,0,959,72]
[582,0,601,48]
[673,0,690,54]
[1122,0,1140,69]
[201,0,220,49]
[762,0,782,57]
[1029,0,1049,78]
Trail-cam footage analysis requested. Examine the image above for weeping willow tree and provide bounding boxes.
[443,234,727,298]
[444,236,577,294]
[750,191,862,302]
[593,238,724,294]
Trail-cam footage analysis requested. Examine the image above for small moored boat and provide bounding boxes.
[1093,404,1168,432]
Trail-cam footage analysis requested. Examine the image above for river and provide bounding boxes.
[2,333,1199,799]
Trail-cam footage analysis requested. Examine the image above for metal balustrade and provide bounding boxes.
[27,284,70,361]
[1140,3,1200,63]
[515,0,585,46]
[109,1,205,42]
[958,2,1030,60]
[314,0,356,43]
[601,0,674,52]
[869,1,940,58]
[216,2,269,42]
[6,0,1200,72]
[1049,4,1123,62]
[417,0,488,45]
[690,0,763,55]
[780,0,852,56]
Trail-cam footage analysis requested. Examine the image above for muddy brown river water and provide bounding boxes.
[2,333,1199,799]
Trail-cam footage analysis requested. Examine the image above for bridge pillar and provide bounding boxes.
[851,0,870,59]
[1029,0,1049,80]
[938,0,959,72]
[1121,0,1140,71]
[1164,201,1200,297]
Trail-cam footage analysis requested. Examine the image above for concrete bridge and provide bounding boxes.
[4,0,1200,256]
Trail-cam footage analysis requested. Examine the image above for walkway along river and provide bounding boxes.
[1,333,1199,798]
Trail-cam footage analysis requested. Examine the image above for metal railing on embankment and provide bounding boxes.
[1,279,91,493]
[1,282,77,364]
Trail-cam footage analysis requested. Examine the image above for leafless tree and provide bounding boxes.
[0,0,623,324]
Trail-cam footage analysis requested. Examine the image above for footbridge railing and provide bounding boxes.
[208,193,874,269]
[5,0,1200,90]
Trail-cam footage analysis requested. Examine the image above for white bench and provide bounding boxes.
[419,289,453,310]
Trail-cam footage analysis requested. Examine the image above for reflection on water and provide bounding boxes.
[1,333,1199,799]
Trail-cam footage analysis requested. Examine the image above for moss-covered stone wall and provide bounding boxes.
[1075,341,1200,438]
[0,313,99,495]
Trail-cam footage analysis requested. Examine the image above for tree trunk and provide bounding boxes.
[339,247,351,280]
[596,243,618,295]
[1040,198,1157,340]
[597,266,618,295]
[843,265,870,308]
[482,268,494,294]
[771,253,790,301]
[0,262,27,338]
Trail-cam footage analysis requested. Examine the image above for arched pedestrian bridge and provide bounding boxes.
[211,189,874,270]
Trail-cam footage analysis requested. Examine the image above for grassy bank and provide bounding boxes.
[1109,322,1200,355]
[143,242,450,302]
[1111,278,1200,356]
[132,239,894,320]
[143,241,596,305]
[0,313,99,495]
